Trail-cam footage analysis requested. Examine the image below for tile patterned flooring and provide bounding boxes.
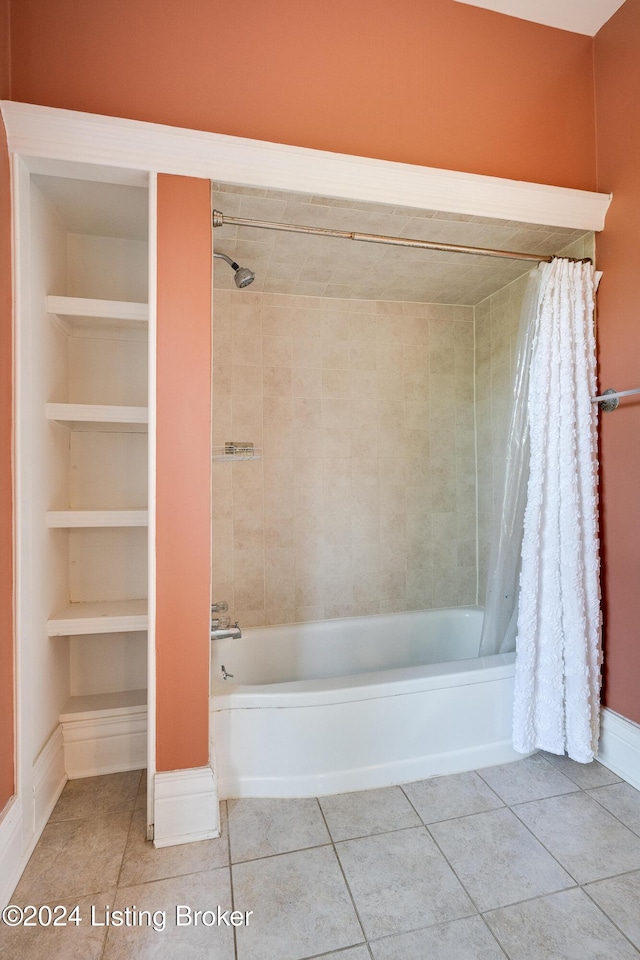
[3,752,640,959]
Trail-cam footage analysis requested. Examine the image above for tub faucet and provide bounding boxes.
[211,618,242,640]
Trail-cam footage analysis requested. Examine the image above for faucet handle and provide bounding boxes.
[211,601,229,614]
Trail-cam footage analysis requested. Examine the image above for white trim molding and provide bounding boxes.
[154,766,219,848]
[61,704,147,779]
[0,101,611,231]
[32,726,66,831]
[599,707,640,791]
[0,799,25,909]
[0,726,67,909]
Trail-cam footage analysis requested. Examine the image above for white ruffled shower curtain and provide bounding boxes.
[482,258,602,763]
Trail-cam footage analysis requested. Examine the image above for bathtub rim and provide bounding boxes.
[211,651,516,710]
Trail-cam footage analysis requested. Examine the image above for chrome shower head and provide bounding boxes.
[233,265,255,288]
[213,251,256,288]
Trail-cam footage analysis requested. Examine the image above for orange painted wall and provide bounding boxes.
[155,175,212,771]
[8,0,596,189]
[0,0,15,809]
[594,0,640,726]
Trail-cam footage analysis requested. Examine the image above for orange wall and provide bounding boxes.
[594,0,640,725]
[8,0,596,189]
[156,175,212,771]
[0,0,15,809]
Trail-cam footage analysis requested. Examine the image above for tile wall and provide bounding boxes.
[211,289,476,627]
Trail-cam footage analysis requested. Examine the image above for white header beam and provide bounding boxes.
[1,100,611,231]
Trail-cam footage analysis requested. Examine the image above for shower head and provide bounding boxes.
[213,251,256,288]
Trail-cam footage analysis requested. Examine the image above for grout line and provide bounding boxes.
[97,774,141,960]
[506,798,591,888]
[581,875,640,955]
[398,783,484,916]
[586,787,640,839]
[226,807,240,960]
[315,796,369,949]
[477,913,512,960]
[230,840,335,867]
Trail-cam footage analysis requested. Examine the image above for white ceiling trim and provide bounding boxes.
[1,100,611,231]
[453,0,626,36]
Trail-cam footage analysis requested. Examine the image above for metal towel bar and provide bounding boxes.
[591,387,640,412]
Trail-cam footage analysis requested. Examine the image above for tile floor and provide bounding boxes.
[3,752,640,959]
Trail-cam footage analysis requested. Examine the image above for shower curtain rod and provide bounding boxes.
[212,209,591,265]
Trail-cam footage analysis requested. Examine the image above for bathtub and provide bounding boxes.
[210,607,519,798]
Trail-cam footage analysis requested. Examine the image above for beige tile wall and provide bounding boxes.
[212,289,476,627]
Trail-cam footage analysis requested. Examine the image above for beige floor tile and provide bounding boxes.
[477,753,580,805]
[119,803,229,886]
[102,868,234,959]
[514,791,640,884]
[541,753,622,789]
[588,781,640,836]
[0,891,113,960]
[315,949,370,960]
[228,797,330,863]
[135,772,148,811]
[336,827,475,940]
[585,870,640,949]
[13,810,132,904]
[50,771,142,822]
[429,806,574,912]
[319,785,421,841]
[369,915,505,960]
[485,887,640,960]
[233,845,364,960]
[402,771,503,824]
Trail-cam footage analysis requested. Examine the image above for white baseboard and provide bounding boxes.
[0,798,26,909]
[61,706,147,779]
[599,707,640,791]
[153,766,219,848]
[0,726,67,909]
[33,725,67,830]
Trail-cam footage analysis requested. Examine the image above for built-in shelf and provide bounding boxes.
[59,688,147,723]
[47,509,148,528]
[47,599,148,636]
[46,402,149,432]
[47,296,149,338]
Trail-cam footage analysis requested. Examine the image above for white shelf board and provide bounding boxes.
[47,295,149,337]
[47,598,148,636]
[46,402,148,432]
[47,509,148,528]
[59,688,147,723]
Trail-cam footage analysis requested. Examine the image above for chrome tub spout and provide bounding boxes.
[211,620,242,640]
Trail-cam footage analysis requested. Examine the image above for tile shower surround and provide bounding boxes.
[211,289,477,626]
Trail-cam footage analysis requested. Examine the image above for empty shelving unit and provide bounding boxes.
[17,172,152,785]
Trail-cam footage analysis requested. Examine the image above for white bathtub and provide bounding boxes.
[210,607,519,798]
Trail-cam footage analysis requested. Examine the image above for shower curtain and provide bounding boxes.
[479,269,541,658]
[482,258,602,763]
